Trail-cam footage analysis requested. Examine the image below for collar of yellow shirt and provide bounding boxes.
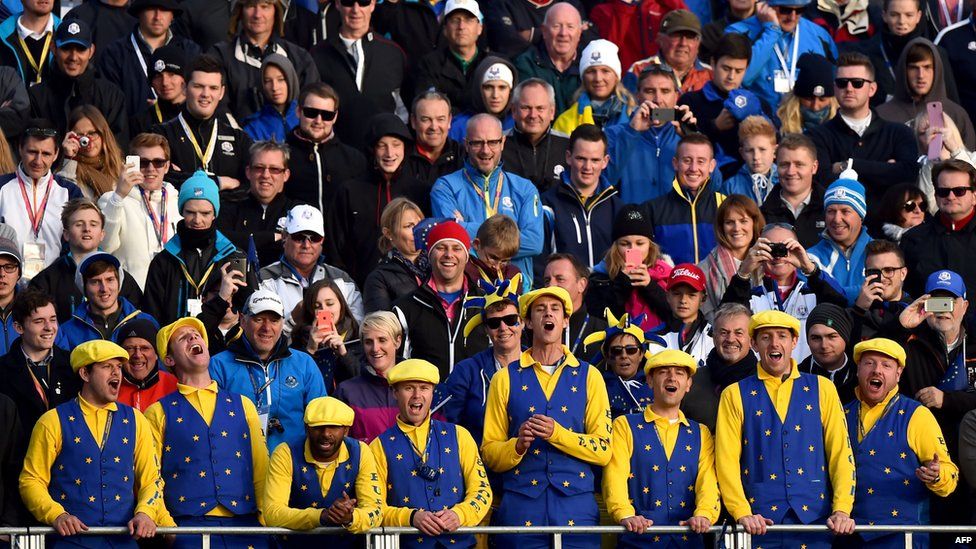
[854,385,899,410]
[518,346,581,369]
[396,415,434,453]
[643,405,690,427]
[77,394,119,413]
[304,438,352,469]
[755,361,800,384]
[176,381,219,395]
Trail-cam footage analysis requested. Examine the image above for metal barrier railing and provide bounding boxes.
[3,524,975,548]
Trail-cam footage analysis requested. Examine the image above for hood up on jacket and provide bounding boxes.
[261,53,300,105]
[468,55,518,116]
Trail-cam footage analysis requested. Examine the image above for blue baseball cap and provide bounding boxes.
[766,0,811,6]
[724,89,763,121]
[55,19,93,49]
[925,270,966,298]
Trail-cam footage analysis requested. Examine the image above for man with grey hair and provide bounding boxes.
[431,113,544,284]
[511,2,584,112]
[404,90,464,185]
[682,302,757,431]
[217,140,299,267]
[502,78,570,192]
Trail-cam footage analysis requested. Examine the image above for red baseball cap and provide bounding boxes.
[667,263,706,292]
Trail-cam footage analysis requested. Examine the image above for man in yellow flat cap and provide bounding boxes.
[715,310,856,549]
[481,286,612,549]
[369,359,492,549]
[839,338,958,549]
[143,318,270,549]
[603,349,720,547]
[19,340,162,548]
[264,396,383,545]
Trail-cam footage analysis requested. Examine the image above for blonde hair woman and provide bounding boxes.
[363,198,427,313]
[554,39,635,134]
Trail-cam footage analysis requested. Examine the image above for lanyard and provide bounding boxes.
[246,361,277,409]
[773,24,801,86]
[17,32,51,84]
[401,421,435,464]
[178,113,218,171]
[570,314,589,354]
[856,394,899,443]
[27,363,49,408]
[465,170,504,218]
[130,33,158,100]
[153,102,164,123]
[879,44,896,81]
[940,0,964,26]
[140,186,168,246]
[178,260,217,297]
[17,172,54,239]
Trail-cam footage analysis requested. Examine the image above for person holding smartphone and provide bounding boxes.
[290,279,363,393]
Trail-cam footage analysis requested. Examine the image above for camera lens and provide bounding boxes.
[79,136,90,148]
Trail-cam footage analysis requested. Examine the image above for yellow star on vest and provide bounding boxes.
[236,451,242,458]
[192,435,199,442]
[743,468,749,476]
[396,453,403,460]
[122,437,129,444]
[562,481,570,487]
[185,457,191,463]
[805,404,812,411]
[898,410,905,415]
[225,469,232,475]
[85,457,92,464]
[533,448,541,455]
[579,471,586,478]
[229,411,236,417]
[74,478,81,485]
[231,500,237,507]
[797,468,804,475]
[628,473,634,479]
[869,449,876,456]
[884,467,891,474]
[755,410,763,416]
[765,429,772,436]
[346,463,352,470]
[644,444,651,451]
[903,479,910,486]
[568,520,575,526]
[221,431,228,437]
[199,471,206,478]
[301,466,307,473]
[200,502,207,507]
[68,416,75,421]
[867,488,874,494]
[794,425,801,432]
[452,487,458,493]
[571,386,578,392]
[524,521,532,527]
[685,445,692,451]
[888,431,894,437]
[891,509,898,517]
[653,536,661,542]
[803,386,810,392]
[652,465,660,472]
[802,505,808,512]
[637,424,644,430]
[300,484,307,491]
[165,445,172,452]
[74,437,81,444]
[900,452,907,459]
[403,496,410,503]
[769,473,777,480]
[679,465,687,472]
[441,430,447,435]
[531,479,539,486]
[411,470,418,476]
[514,468,520,475]
[123,476,128,482]
[176,417,183,423]
[60,493,66,500]
[643,487,650,494]
[122,418,129,424]
[521,385,528,391]
[529,406,536,413]
[750,390,757,396]
[655,500,662,507]
[114,456,120,463]
[680,501,687,508]
[87,495,95,503]
[561,406,568,413]
[771,505,778,512]
[115,494,121,501]
[243,433,248,439]
[809,445,815,452]
[444,447,451,454]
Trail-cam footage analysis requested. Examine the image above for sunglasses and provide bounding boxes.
[834,77,873,89]
[250,164,286,175]
[485,314,520,330]
[935,186,973,198]
[775,5,805,14]
[301,106,337,121]
[289,233,324,244]
[338,0,371,5]
[609,345,642,357]
[902,200,922,213]
[140,158,168,169]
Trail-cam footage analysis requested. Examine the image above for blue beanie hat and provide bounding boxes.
[178,170,220,216]
[824,178,867,219]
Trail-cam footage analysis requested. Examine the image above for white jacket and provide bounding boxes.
[97,183,180,289]
[258,259,364,336]
[0,168,81,276]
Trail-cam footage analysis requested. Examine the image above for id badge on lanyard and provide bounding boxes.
[773,25,801,94]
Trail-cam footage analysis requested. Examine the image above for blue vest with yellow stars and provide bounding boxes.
[738,373,831,524]
[845,396,929,545]
[378,419,474,549]
[622,413,704,549]
[160,391,256,517]
[49,400,138,527]
[605,371,654,419]
[504,361,594,498]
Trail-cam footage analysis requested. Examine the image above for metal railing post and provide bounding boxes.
[552,532,562,549]
[904,531,912,548]
[201,533,210,549]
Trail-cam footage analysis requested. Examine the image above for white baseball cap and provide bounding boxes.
[284,204,325,237]
[444,0,483,22]
[245,289,285,317]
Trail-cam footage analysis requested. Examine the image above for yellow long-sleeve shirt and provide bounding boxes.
[369,416,492,527]
[480,347,613,473]
[143,382,269,526]
[715,364,855,520]
[19,396,163,525]
[603,407,721,524]
[853,386,958,497]
[264,439,383,531]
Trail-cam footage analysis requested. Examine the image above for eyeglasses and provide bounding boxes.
[775,5,805,14]
[77,130,99,139]
[288,233,324,244]
[250,164,286,175]
[834,78,873,89]
[863,266,905,278]
[902,201,922,213]
[338,0,371,6]
[24,127,57,138]
[609,345,642,357]
[0,263,18,274]
[935,186,973,198]
[140,158,169,170]
[485,314,520,330]
[466,138,503,150]
[301,106,337,121]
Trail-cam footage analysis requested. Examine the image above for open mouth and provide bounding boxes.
[868,378,883,389]
[108,379,120,390]
[769,351,784,360]
[543,321,556,332]
[409,402,423,413]
[664,384,678,394]
[189,344,204,356]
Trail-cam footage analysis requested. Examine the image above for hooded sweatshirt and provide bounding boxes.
[876,37,976,149]
[242,53,301,142]
[449,55,517,142]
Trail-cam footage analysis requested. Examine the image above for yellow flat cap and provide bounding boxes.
[853,338,906,368]
[70,340,130,373]
[304,396,355,427]
[644,349,698,376]
[748,310,801,338]
[518,286,573,319]
[156,317,209,362]
[387,359,440,385]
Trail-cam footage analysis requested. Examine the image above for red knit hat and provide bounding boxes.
[426,221,471,256]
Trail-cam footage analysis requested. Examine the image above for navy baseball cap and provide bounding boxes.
[55,19,92,49]
[925,270,966,298]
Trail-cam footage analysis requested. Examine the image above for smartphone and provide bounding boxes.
[624,248,643,270]
[651,108,676,124]
[927,101,944,161]
[228,258,247,281]
[864,268,882,286]
[125,155,141,174]
[925,296,955,313]
[769,242,789,259]
[316,309,336,334]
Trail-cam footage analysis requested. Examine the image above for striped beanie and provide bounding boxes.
[824,178,866,219]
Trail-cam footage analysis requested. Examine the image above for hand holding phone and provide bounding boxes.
[925,296,955,313]
[651,108,676,124]
[927,101,944,161]
[125,155,141,174]
[228,258,247,281]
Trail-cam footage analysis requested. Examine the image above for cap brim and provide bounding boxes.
[56,39,91,49]
[445,7,483,21]
[247,307,284,317]
[665,26,701,36]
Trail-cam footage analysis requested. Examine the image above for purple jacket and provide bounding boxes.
[334,367,397,443]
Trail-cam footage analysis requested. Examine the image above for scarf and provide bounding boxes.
[176,219,216,250]
[801,105,832,131]
[701,245,762,319]
[391,248,430,282]
[75,154,119,197]
[818,0,871,36]
[589,94,625,128]
[705,348,758,390]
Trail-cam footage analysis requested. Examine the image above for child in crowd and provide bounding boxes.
[291,279,363,392]
[465,214,523,288]
[720,115,778,206]
[661,263,715,367]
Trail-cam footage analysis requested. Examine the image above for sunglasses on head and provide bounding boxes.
[301,106,337,121]
[338,0,371,5]
[935,186,973,198]
[902,200,922,213]
[775,5,805,14]
[289,232,324,244]
[485,314,520,330]
[609,345,642,357]
[835,77,872,89]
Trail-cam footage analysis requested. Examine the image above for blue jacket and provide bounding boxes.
[719,164,779,206]
[0,12,61,83]
[0,304,15,356]
[210,335,326,450]
[807,228,872,305]
[643,179,726,265]
[605,121,724,205]
[56,297,158,350]
[726,17,838,109]
[431,161,543,281]
[433,347,516,445]
[243,100,300,142]
[540,171,622,269]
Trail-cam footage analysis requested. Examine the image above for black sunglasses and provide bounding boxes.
[935,186,972,198]
[301,106,337,121]
[835,77,873,89]
[902,201,922,213]
[140,158,168,169]
[775,5,805,14]
[289,232,324,244]
[609,345,642,357]
[338,0,371,5]
[485,314,520,330]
